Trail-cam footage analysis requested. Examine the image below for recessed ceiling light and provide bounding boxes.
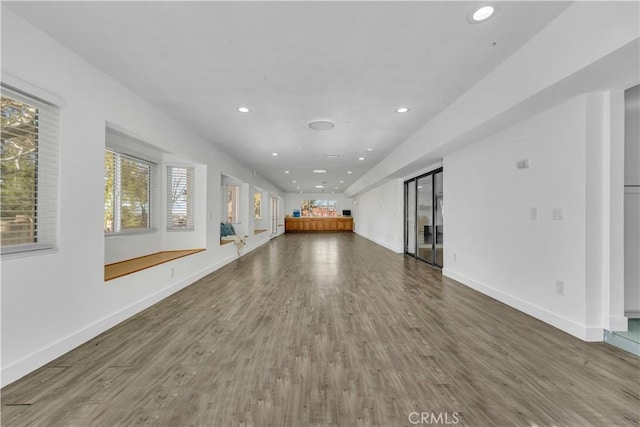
[396,107,410,113]
[347,171,352,174]
[237,107,251,113]
[358,157,365,161]
[315,185,324,188]
[309,120,335,130]
[472,5,494,22]
[326,154,340,159]
[313,169,327,174]
[272,152,278,156]
[340,180,344,183]
[366,148,373,152]
[334,187,339,190]
[296,186,300,189]
[284,170,289,174]
[332,191,335,194]
[418,186,423,189]
[292,180,296,183]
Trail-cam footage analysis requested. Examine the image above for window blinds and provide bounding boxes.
[1,85,59,254]
[167,166,195,231]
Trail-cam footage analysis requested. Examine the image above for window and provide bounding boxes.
[227,184,240,223]
[254,191,262,220]
[1,86,59,254]
[300,200,337,217]
[167,166,195,231]
[104,149,155,234]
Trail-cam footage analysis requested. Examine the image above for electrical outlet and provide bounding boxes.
[555,280,564,296]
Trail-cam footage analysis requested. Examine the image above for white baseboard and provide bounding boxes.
[442,268,602,342]
[354,231,403,254]
[604,315,629,332]
[1,238,273,387]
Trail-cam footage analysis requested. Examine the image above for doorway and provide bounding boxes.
[404,168,443,267]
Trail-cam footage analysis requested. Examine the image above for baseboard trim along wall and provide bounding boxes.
[442,269,603,342]
[1,236,272,388]
[354,231,403,254]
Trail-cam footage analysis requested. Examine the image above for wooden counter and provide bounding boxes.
[285,217,353,232]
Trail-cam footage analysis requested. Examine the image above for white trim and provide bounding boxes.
[354,231,403,254]
[624,311,640,319]
[442,268,602,342]
[1,72,65,106]
[1,236,274,387]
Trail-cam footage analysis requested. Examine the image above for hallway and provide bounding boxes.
[2,234,638,426]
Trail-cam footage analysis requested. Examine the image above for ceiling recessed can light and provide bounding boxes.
[237,107,251,113]
[396,107,410,113]
[366,148,373,152]
[292,180,296,183]
[284,170,289,174]
[272,152,278,156]
[326,154,340,159]
[469,5,494,23]
[358,157,365,161]
[315,185,324,188]
[340,180,344,183]
[309,120,335,130]
[313,169,327,174]
[347,171,352,174]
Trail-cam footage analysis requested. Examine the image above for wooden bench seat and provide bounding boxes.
[105,249,205,281]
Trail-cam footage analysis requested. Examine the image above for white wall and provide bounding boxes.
[625,85,640,316]
[284,192,354,218]
[353,179,404,253]
[443,94,628,341]
[0,8,283,386]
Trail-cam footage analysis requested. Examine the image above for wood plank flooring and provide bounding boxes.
[3,233,639,426]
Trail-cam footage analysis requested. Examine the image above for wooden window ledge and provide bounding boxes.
[254,229,268,235]
[105,249,205,281]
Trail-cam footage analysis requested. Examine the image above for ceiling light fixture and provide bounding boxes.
[313,169,327,174]
[340,180,344,183]
[366,148,373,152]
[396,107,410,113]
[468,5,495,23]
[326,154,340,159]
[284,170,289,174]
[358,157,365,161]
[292,180,296,183]
[237,107,251,113]
[315,185,324,188]
[347,171,352,174]
[309,120,335,130]
[272,152,278,156]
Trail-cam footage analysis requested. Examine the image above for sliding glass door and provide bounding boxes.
[404,168,443,267]
[405,180,416,255]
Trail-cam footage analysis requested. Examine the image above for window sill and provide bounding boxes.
[105,228,158,237]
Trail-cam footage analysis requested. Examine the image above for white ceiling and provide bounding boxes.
[6,1,571,194]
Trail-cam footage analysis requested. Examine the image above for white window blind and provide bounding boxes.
[226,184,240,224]
[104,148,158,234]
[1,85,59,254]
[167,166,195,231]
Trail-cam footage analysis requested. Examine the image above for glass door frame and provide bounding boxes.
[404,167,443,267]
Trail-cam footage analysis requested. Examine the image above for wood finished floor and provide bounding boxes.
[2,233,639,426]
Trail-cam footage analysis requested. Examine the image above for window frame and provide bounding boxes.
[226,184,241,224]
[104,148,157,236]
[254,191,262,220]
[166,165,195,231]
[1,84,60,256]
